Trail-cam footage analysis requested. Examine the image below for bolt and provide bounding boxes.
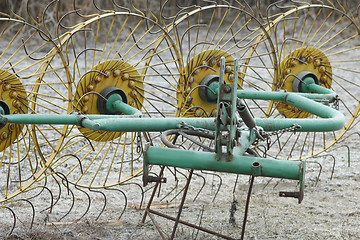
[9,123,15,131]
[210,59,217,66]
[87,84,94,91]
[229,74,235,81]
[1,131,8,140]
[130,90,137,98]
[307,56,314,63]
[314,59,321,67]
[187,87,191,94]
[290,60,297,67]
[129,101,135,107]
[123,73,130,80]
[12,99,21,108]
[83,95,90,102]
[285,68,291,75]
[319,66,326,73]
[202,61,207,66]
[9,91,18,98]
[2,83,11,91]
[113,69,121,77]
[224,85,231,93]
[195,110,202,117]
[95,75,102,83]
[225,66,232,73]
[104,70,111,77]
[320,75,327,82]
[128,80,136,88]
[186,96,192,103]
[189,78,194,83]
[193,69,199,75]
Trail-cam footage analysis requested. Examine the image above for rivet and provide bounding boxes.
[83,95,90,102]
[225,66,232,73]
[9,91,18,98]
[187,96,192,103]
[285,68,291,75]
[2,83,11,91]
[130,90,137,98]
[1,131,8,140]
[12,99,21,108]
[314,59,321,67]
[290,60,297,67]
[202,61,207,66]
[210,59,217,66]
[113,69,121,77]
[187,87,191,94]
[319,66,326,73]
[189,78,194,83]
[104,70,111,78]
[9,123,15,131]
[307,56,314,63]
[193,69,199,75]
[229,74,235,81]
[128,80,136,88]
[123,73,130,80]
[95,75,102,83]
[87,84,94,91]
[195,110,202,117]
[320,75,327,82]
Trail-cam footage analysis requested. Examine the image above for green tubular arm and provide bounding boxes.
[236,90,345,132]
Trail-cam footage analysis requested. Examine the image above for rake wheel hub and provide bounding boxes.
[276,47,332,118]
[74,60,144,141]
[0,70,28,152]
[177,50,235,117]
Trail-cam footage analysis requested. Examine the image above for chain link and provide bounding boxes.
[179,121,215,135]
[262,124,301,138]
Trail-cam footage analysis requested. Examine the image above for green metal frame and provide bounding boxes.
[0,57,345,203]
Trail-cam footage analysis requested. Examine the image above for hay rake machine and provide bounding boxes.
[0,0,359,239]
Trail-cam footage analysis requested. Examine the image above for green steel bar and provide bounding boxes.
[301,77,335,95]
[106,94,142,116]
[236,90,345,132]
[145,146,305,180]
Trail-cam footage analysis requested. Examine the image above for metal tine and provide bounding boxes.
[105,187,127,219]
[88,188,107,221]
[9,199,35,229]
[73,185,91,222]
[311,154,337,180]
[191,172,206,202]
[305,161,323,186]
[326,145,351,167]
[199,170,223,202]
[121,182,145,210]
[0,206,16,237]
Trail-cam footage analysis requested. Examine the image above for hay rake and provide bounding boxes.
[0,0,359,239]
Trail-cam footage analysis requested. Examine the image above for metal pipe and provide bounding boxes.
[145,146,304,181]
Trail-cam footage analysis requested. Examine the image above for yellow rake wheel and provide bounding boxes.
[45,11,178,188]
[141,4,277,152]
[0,17,70,203]
[252,3,360,160]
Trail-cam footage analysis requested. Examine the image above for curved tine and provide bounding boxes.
[158,167,179,201]
[0,206,16,237]
[233,174,239,194]
[39,186,55,214]
[73,185,91,222]
[55,154,83,174]
[265,0,288,26]
[181,24,208,58]
[73,88,108,112]
[56,9,82,39]
[326,145,351,167]
[200,171,222,202]
[72,48,103,81]
[191,172,206,202]
[161,129,180,148]
[278,37,303,63]
[6,0,25,21]
[42,0,58,38]
[93,0,115,13]
[57,181,75,221]
[305,161,322,186]
[313,154,336,180]
[263,177,273,190]
[26,0,40,28]
[185,42,215,70]
[61,135,95,152]
[168,169,189,202]
[88,188,107,221]
[105,187,128,219]
[21,39,47,61]
[121,182,145,209]
[130,0,145,16]
[11,199,35,229]
[73,0,99,18]
[111,0,131,13]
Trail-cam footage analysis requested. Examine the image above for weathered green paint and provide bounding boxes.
[144,146,305,180]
